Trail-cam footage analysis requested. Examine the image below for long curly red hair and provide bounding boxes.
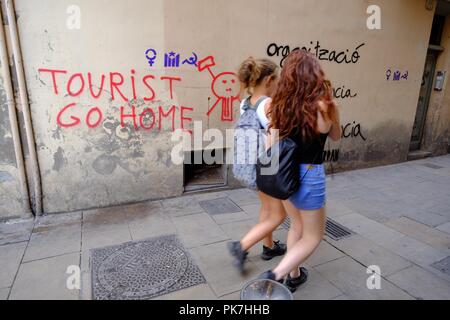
[268,50,337,141]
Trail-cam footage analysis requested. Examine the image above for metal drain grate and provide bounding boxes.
[325,218,354,240]
[281,217,354,241]
[422,163,443,169]
[90,234,205,300]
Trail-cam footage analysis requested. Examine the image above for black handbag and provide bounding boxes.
[256,137,300,200]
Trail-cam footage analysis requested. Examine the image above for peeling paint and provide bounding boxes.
[52,147,67,172]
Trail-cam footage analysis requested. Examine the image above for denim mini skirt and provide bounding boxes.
[289,164,326,210]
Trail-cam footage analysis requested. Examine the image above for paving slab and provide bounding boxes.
[210,211,252,225]
[331,294,351,300]
[334,213,405,248]
[404,210,450,228]
[162,195,205,217]
[238,203,261,219]
[0,242,27,288]
[0,287,9,300]
[0,219,33,246]
[314,256,414,300]
[23,222,81,262]
[128,210,177,240]
[225,189,260,206]
[325,200,356,218]
[171,212,229,248]
[35,211,82,229]
[385,217,450,252]
[325,235,412,277]
[219,290,240,300]
[436,222,450,234]
[80,269,91,300]
[189,241,261,297]
[431,256,450,277]
[386,235,448,267]
[338,197,404,223]
[304,240,346,267]
[81,222,132,251]
[9,252,80,300]
[153,284,217,300]
[387,265,450,300]
[292,267,343,300]
[199,197,242,215]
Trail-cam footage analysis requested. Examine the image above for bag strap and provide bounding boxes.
[242,95,268,111]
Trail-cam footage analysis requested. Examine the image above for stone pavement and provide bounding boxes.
[1,155,450,300]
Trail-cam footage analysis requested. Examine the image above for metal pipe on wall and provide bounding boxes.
[0,3,32,218]
[5,0,42,216]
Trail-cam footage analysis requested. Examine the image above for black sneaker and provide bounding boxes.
[227,241,248,273]
[261,240,287,260]
[258,270,284,284]
[285,267,308,292]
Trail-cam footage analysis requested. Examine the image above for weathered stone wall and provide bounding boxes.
[0,0,440,216]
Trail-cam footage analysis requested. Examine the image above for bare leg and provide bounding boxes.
[283,200,304,278]
[240,192,285,252]
[272,206,326,280]
[259,192,274,248]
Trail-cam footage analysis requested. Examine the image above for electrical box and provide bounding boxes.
[434,71,446,91]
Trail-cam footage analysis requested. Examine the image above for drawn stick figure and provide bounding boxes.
[198,56,240,121]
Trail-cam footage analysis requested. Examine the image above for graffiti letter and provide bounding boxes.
[180,106,193,134]
[120,106,137,129]
[366,5,381,30]
[142,75,156,101]
[86,107,103,128]
[67,73,85,97]
[87,72,105,99]
[110,72,128,102]
[66,5,81,30]
[158,105,176,131]
[57,103,80,128]
[160,76,181,100]
[38,68,67,95]
[139,108,156,130]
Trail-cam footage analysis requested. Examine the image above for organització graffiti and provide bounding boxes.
[267,41,365,67]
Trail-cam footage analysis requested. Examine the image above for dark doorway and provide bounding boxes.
[410,51,438,151]
[409,13,446,152]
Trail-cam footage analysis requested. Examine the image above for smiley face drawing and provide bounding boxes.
[198,56,240,121]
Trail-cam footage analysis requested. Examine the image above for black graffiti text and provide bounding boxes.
[333,85,357,99]
[267,41,365,67]
[323,149,339,163]
[342,122,366,141]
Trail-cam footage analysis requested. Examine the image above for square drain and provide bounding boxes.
[422,163,443,169]
[90,234,205,300]
[431,256,450,276]
[199,197,242,215]
[281,217,355,241]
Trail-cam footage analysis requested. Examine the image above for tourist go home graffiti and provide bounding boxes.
[38,52,240,133]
